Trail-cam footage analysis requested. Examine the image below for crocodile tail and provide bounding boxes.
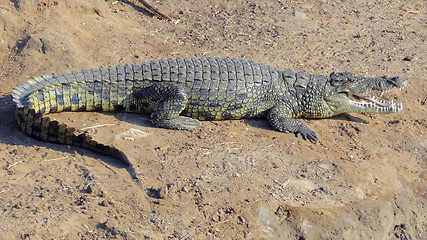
[14,106,130,165]
[12,68,131,166]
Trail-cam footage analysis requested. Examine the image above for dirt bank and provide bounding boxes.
[0,0,425,239]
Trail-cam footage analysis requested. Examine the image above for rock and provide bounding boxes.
[293,11,306,19]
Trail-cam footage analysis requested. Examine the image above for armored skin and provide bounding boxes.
[12,58,407,164]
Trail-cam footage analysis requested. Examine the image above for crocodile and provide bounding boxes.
[12,57,407,165]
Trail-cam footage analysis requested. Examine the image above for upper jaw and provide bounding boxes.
[349,76,408,94]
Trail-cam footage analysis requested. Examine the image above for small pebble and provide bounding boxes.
[293,11,306,19]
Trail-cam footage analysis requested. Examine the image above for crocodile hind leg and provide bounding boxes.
[267,105,318,142]
[126,82,202,130]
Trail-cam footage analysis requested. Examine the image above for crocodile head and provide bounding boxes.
[319,72,407,117]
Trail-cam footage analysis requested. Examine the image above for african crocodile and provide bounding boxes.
[12,58,407,164]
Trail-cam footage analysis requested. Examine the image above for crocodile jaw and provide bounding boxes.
[346,92,403,113]
[324,90,405,115]
[324,74,407,115]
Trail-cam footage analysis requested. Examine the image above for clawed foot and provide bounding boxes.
[295,126,318,143]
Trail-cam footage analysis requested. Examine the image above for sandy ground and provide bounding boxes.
[0,0,425,239]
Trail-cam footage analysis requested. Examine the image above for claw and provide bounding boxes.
[296,127,318,143]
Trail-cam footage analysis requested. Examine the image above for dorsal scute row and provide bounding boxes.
[13,58,283,110]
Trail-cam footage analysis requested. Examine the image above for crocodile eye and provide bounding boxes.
[329,72,347,86]
[330,72,359,86]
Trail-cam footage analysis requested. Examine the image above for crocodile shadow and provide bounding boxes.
[112,111,155,129]
[244,113,368,131]
[115,109,369,143]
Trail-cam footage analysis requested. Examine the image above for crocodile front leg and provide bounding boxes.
[267,105,318,142]
[125,82,202,130]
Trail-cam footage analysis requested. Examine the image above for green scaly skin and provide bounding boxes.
[12,58,408,164]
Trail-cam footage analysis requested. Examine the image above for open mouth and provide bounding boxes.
[346,92,403,112]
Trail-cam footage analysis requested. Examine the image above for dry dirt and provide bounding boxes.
[0,0,426,239]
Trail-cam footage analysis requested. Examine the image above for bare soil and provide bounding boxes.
[0,0,425,239]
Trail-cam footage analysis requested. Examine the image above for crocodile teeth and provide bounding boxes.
[350,93,403,113]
